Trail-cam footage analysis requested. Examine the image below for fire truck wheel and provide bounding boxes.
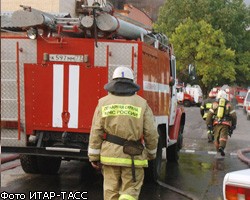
[145,130,165,183]
[167,143,179,162]
[37,156,61,174]
[20,154,40,174]
[183,100,191,107]
[177,126,184,151]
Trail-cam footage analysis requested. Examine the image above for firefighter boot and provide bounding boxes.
[218,147,225,156]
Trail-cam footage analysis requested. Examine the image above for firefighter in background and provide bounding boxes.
[206,90,237,156]
[88,66,159,200]
[200,91,216,142]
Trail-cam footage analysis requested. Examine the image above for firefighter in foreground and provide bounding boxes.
[88,66,159,200]
[206,90,237,157]
[200,91,216,142]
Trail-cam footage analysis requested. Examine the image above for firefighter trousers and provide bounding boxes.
[213,124,229,150]
[102,165,144,200]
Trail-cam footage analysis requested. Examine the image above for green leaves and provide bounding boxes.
[171,18,235,88]
[154,0,250,89]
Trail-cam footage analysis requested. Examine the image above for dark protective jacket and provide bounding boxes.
[206,98,237,127]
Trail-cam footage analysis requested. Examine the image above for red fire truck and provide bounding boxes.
[1,2,185,179]
[234,87,248,107]
[176,84,195,107]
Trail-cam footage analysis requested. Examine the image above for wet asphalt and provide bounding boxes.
[1,107,249,200]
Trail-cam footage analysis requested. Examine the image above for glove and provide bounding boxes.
[207,125,213,131]
[147,153,156,160]
[228,129,233,137]
[91,161,102,170]
[146,149,156,160]
[228,126,235,137]
[231,125,236,130]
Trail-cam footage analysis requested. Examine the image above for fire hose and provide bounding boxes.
[237,148,250,166]
[1,154,20,164]
[1,154,20,172]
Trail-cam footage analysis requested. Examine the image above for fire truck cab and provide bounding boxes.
[1,1,185,180]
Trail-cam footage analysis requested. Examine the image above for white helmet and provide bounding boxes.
[216,90,228,100]
[112,66,134,80]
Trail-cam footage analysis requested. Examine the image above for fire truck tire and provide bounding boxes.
[177,125,184,151]
[167,143,179,162]
[165,125,183,163]
[145,130,165,183]
[37,156,61,174]
[20,154,40,174]
[183,100,191,107]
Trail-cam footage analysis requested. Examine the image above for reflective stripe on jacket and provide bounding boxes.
[213,120,232,126]
[88,93,159,168]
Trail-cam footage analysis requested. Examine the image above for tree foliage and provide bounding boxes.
[234,51,250,86]
[171,19,235,92]
[154,0,250,89]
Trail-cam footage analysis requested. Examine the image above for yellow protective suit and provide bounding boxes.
[88,93,159,200]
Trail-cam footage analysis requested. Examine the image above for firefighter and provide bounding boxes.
[200,91,216,142]
[88,66,159,200]
[206,90,237,157]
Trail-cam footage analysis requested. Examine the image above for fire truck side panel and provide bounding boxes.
[94,41,139,82]
[1,38,37,147]
[24,38,111,134]
[24,39,141,134]
[78,67,108,131]
[135,42,143,98]
[25,62,108,134]
[141,44,170,118]
[24,63,53,134]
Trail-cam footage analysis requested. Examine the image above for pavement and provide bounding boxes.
[0,148,250,166]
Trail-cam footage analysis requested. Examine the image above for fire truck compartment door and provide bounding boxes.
[24,63,107,133]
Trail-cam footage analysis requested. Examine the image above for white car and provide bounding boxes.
[223,169,250,200]
[243,89,250,120]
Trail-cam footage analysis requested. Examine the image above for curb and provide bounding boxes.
[1,154,20,164]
